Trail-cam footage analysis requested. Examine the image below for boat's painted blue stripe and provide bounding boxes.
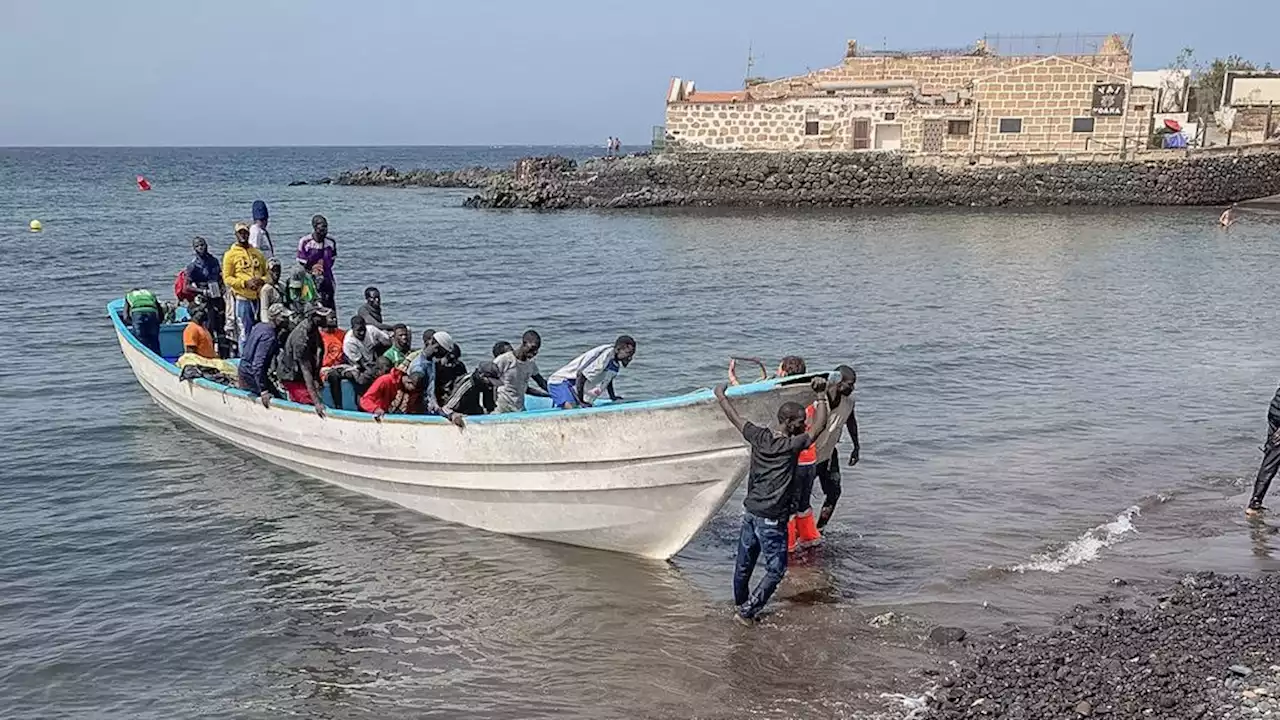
[107,299,809,425]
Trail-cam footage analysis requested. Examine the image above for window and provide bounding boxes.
[947,120,971,136]
[872,87,889,95]
[998,118,1023,134]
[1071,117,1095,133]
[804,110,819,136]
[883,112,897,121]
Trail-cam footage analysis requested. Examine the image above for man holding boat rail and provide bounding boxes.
[715,377,828,624]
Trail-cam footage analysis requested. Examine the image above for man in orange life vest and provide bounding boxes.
[789,365,860,550]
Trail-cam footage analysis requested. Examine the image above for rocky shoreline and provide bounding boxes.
[309,145,1280,209]
[289,164,508,188]
[917,572,1280,719]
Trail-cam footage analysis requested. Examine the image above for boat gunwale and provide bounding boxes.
[108,299,820,426]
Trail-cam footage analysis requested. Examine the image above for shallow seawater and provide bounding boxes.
[2,147,1280,719]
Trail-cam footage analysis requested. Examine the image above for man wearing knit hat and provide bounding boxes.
[248,200,273,256]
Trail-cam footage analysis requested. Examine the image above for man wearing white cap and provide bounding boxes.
[409,330,454,414]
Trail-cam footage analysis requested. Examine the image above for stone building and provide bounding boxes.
[663,34,1156,157]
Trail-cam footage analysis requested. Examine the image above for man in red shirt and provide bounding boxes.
[359,369,425,420]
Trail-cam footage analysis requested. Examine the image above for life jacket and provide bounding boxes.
[174,270,197,303]
[126,288,160,313]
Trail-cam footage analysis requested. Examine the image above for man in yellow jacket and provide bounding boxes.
[222,222,270,349]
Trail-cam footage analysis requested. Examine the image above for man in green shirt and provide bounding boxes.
[124,288,163,355]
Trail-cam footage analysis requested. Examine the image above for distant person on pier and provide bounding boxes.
[237,303,292,407]
[547,335,636,409]
[275,306,331,417]
[357,287,395,331]
[714,377,828,624]
[297,214,338,313]
[124,287,163,355]
[441,361,503,427]
[1247,383,1280,517]
[222,221,270,349]
[493,330,551,413]
[1220,204,1238,228]
[248,200,274,256]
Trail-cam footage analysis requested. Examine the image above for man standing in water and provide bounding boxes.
[1248,383,1280,516]
[715,378,828,624]
[813,365,860,530]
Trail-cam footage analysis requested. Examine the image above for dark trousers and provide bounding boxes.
[816,451,843,528]
[733,512,788,619]
[327,374,346,410]
[1251,415,1280,509]
[794,463,817,513]
[131,311,161,355]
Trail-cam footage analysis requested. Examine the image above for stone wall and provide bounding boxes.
[462,144,1280,210]
[664,96,906,151]
[748,51,1131,100]
[972,56,1137,154]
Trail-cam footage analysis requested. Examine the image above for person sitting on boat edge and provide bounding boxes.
[237,303,292,407]
[222,221,270,349]
[297,214,337,313]
[434,342,467,406]
[341,315,392,396]
[124,287,163,355]
[357,286,395,331]
[441,360,503,427]
[493,330,551,413]
[713,377,828,625]
[384,323,412,365]
[546,335,636,409]
[274,306,332,418]
[728,354,806,386]
[359,368,425,420]
[183,306,218,359]
[407,330,454,414]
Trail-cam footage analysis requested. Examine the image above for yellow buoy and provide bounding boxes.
[29,220,42,232]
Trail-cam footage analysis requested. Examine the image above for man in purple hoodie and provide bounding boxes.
[297,214,337,313]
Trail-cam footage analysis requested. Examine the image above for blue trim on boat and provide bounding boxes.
[108,299,805,425]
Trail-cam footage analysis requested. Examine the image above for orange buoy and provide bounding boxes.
[137,175,152,191]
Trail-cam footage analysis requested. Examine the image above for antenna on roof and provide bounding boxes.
[745,40,755,83]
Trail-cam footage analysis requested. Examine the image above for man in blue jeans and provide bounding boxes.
[715,377,829,624]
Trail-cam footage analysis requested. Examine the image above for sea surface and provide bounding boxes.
[2,146,1279,719]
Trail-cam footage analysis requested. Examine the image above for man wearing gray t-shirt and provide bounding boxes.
[493,330,551,413]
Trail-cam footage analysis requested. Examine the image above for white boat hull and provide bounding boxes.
[111,303,817,559]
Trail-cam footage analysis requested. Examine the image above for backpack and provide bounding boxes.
[174,269,197,303]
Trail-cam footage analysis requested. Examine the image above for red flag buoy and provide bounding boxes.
[137,175,152,191]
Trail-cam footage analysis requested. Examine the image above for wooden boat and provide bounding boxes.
[109,299,819,559]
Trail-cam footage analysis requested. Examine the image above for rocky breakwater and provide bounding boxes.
[921,572,1280,720]
[290,164,508,188]
[461,146,1280,209]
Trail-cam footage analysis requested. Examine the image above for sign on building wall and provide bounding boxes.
[1092,83,1127,116]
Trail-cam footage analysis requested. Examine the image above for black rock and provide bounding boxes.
[929,626,968,645]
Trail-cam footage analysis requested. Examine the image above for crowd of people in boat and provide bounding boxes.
[122,201,637,427]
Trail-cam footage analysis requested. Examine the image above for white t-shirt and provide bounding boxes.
[493,351,540,413]
[548,344,620,402]
[341,324,391,367]
[248,224,274,256]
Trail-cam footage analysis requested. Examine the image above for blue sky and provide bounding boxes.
[2,0,1275,146]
